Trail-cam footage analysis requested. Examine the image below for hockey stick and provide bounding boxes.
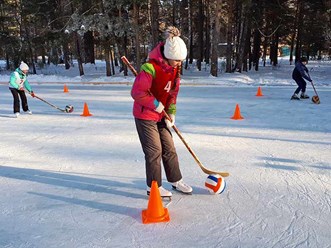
[307,71,320,104]
[121,56,229,177]
[26,90,74,113]
[310,81,320,104]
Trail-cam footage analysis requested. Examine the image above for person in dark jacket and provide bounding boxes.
[291,57,312,100]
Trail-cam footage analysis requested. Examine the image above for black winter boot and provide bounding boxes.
[291,94,300,100]
[300,92,310,99]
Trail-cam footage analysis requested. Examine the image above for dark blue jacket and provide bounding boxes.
[292,61,312,82]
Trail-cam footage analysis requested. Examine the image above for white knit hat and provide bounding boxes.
[19,61,29,71]
[164,27,187,61]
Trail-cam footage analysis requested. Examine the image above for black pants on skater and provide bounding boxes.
[135,118,182,188]
[293,78,307,95]
[10,88,29,113]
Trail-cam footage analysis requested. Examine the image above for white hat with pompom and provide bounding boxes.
[19,61,29,71]
[164,27,187,61]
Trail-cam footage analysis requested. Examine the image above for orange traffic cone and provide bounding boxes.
[63,84,69,93]
[256,86,263,97]
[142,181,170,224]
[80,102,92,117]
[231,104,244,120]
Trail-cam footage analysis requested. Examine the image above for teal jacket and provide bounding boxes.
[9,68,32,92]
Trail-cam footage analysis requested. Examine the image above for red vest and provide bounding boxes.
[149,60,178,107]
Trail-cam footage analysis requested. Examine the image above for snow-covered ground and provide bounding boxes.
[0,59,330,248]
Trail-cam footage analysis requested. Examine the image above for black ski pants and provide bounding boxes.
[10,88,29,113]
[135,118,182,188]
[294,78,307,95]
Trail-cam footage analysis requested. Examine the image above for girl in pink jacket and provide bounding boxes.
[131,27,192,197]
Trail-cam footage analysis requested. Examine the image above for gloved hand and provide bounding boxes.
[165,114,175,129]
[30,91,35,97]
[155,101,164,113]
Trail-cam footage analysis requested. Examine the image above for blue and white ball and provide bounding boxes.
[205,174,226,194]
[65,105,74,113]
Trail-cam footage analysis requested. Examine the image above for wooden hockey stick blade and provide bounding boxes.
[312,95,320,104]
[171,124,229,177]
[200,167,230,177]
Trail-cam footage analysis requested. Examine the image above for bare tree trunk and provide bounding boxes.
[74,32,84,76]
[289,31,296,65]
[70,3,84,75]
[262,7,270,67]
[63,40,71,70]
[105,41,111,76]
[251,0,262,71]
[111,47,115,75]
[181,0,190,70]
[115,7,128,76]
[116,35,128,76]
[81,0,94,64]
[6,54,10,70]
[188,0,194,65]
[210,0,221,76]
[25,26,37,74]
[226,0,234,73]
[235,6,244,72]
[205,0,211,65]
[262,36,268,67]
[83,31,95,64]
[235,0,251,73]
[252,29,261,71]
[172,0,176,25]
[196,0,205,71]
[243,23,251,72]
[133,2,141,72]
[150,0,159,47]
[289,0,299,65]
[294,0,303,62]
[271,31,279,66]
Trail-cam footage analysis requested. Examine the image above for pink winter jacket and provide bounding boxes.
[131,43,180,122]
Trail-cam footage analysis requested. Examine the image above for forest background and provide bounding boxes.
[0,0,330,77]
